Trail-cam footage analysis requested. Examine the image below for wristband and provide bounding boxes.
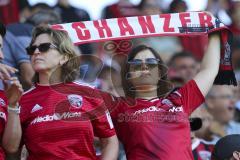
[8,103,21,114]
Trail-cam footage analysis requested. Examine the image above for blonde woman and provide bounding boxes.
[6,26,118,160]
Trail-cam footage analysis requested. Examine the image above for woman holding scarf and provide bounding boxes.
[110,32,221,160]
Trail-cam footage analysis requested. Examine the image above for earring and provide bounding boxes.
[59,60,64,66]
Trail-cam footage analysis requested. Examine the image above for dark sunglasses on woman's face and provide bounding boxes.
[26,43,57,56]
[128,58,160,70]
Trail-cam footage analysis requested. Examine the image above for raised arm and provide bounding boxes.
[193,33,221,97]
[2,77,22,153]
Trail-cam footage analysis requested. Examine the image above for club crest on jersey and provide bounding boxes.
[67,94,83,108]
[0,98,6,107]
[198,151,211,160]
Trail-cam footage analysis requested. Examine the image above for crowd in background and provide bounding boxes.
[0,0,240,160]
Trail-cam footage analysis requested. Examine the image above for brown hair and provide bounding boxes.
[121,45,171,98]
[0,22,6,37]
[30,26,80,83]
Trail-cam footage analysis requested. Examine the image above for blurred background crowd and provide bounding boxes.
[0,0,240,160]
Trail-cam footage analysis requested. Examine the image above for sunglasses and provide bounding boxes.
[128,58,160,70]
[26,43,58,55]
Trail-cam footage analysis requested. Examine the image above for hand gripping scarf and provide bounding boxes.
[51,11,237,86]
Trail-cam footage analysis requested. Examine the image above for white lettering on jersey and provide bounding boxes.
[0,112,6,121]
[134,106,164,115]
[31,104,43,113]
[31,112,82,125]
[168,106,183,113]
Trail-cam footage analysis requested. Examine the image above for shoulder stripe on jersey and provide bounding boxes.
[73,80,95,89]
[105,110,114,129]
[150,98,160,102]
[173,91,182,97]
[23,86,36,95]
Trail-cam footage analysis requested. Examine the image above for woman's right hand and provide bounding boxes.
[0,63,18,80]
[3,77,23,107]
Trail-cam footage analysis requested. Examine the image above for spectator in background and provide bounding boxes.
[212,134,240,160]
[232,38,240,71]
[137,0,162,15]
[19,0,31,22]
[205,0,232,25]
[206,85,240,138]
[231,82,240,123]
[102,0,139,19]
[26,10,61,27]
[54,0,90,23]
[231,40,240,123]
[190,106,214,160]
[19,2,54,23]
[168,0,187,13]
[190,115,214,160]
[167,0,209,60]
[98,64,123,97]
[193,106,219,144]
[98,64,126,160]
[228,0,240,36]
[0,22,23,160]
[0,0,19,24]
[2,8,62,91]
[133,0,182,62]
[54,0,93,54]
[168,52,199,83]
[2,30,33,91]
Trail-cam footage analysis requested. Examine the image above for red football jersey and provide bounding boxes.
[192,139,214,160]
[20,81,115,160]
[110,80,205,160]
[0,90,7,160]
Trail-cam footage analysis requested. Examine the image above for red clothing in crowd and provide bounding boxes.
[0,91,7,160]
[0,0,19,25]
[110,80,205,160]
[192,139,214,160]
[229,24,240,36]
[180,35,208,60]
[20,82,115,160]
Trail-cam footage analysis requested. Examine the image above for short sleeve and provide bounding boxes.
[3,31,30,68]
[169,80,205,115]
[98,91,121,120]
[92,110,116,138]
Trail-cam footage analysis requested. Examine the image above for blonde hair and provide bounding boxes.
[30,26,80,83]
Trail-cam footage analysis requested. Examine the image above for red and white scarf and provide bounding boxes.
[51,11,237,86]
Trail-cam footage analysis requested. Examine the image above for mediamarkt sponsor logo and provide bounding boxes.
[134,106,164,115]
[31,112,81,124]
